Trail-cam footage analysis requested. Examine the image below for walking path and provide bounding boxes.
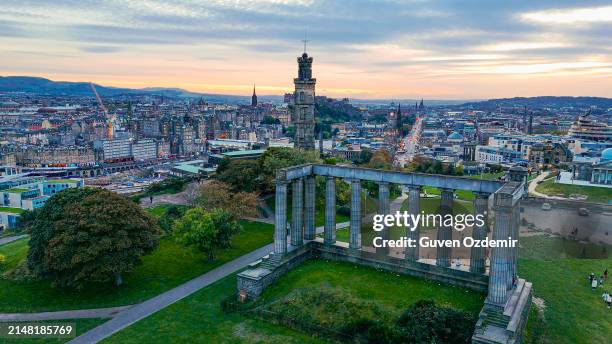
[69,244,275,344]
[0,306,132,322]
[528,172,569,200]
[0,234,28,246]
[139,181,202,208]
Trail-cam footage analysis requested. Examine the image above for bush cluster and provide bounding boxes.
[256,287,476,344]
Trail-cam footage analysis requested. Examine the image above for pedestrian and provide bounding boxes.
[605,268,609,280]
[592,278,598,290]
[149,196,153,204]
[589,272,595,283]
[599,276,605,286]
[606,292,612,309]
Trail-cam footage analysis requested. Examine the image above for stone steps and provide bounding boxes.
[259,253,282,270]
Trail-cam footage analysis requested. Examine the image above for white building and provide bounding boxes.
[132,139,157,161]
[475,146,522,164]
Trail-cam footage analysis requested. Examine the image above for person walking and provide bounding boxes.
[603,291,611,309]
[592,277,598,290]
[599,276,605,287]
[605,268,609,280]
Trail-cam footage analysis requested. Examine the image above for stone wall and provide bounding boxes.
[237,240,489,301]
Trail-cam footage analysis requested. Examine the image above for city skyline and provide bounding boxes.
[1,0,611,99]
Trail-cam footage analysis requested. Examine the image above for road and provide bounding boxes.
[395,115,422,167]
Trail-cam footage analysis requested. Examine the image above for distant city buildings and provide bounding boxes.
[0,172,83,229]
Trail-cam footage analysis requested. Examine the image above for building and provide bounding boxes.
[571,148,612,186]
[132,139,157,161]
[96,138,132,162]
[251,85,258,107]
[475,146,522,164]
[292,51,316,150]
[528,142,572,167]
[15,146,95,167]
[0,174,83,229]
[568,114,612,142]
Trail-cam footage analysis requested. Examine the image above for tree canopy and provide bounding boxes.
[216,147,321,194]
[28,188,161,289]
[196,181,258,220]
[173,208,242,260]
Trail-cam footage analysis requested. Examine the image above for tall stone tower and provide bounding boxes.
[293,52,316,150]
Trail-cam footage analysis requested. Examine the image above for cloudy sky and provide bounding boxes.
[1,0,611,99]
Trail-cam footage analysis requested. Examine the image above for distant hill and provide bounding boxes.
[2,76,610,109]
[0,76,283,104]
[460,96,612,109]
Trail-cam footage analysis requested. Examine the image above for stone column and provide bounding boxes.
[376,182,390,256]
[510,203,520,288]
[274,179,288,255]
[349,179,362,250]
[470,192,489,274]
[404,185,421,261]
[486,183,521,306]
[324,176,336,245]
[436,188,453,267]
[304,175,316,240]
[291,178,304,247]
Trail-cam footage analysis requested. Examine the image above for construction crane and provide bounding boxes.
[90,82,114,139]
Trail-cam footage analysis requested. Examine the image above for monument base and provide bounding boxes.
[472,279,532,344]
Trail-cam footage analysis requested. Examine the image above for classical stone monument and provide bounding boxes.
[292,51,316,150]
[238,164,532,344]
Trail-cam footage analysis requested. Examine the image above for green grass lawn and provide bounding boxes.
[422,186,476,201]
[0,207,24,214]
[145,204,190,218]
[253,259,485,314]
[467,172,505,181]
[103,260,484,344]
[520,235,611,344]
[535,178,612,204]
[102,274,324,344]
[0,220,273,313]
[265,194,353,226]
[333,197,474,243]
[0,318,108,344]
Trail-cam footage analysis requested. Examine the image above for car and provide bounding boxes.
[541,203,551,211]
[578,208,590,216]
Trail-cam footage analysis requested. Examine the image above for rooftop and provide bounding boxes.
[5,188,31,193]
[0,207,24,214]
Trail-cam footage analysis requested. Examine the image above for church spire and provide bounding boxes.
[251,84,258,107]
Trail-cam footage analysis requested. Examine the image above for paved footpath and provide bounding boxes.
[69,243,275,344]
[0,306,132,322]
[0,234,28,246]
[527,171,567,200]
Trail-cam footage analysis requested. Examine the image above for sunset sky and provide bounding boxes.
[1,0,611,99]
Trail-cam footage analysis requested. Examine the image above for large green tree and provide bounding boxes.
[257,147,321,193]
[216,159,261,193]
[28,188,161,289]
[196,181,258,220]
[172,208,241,260]
[173,208,218,261]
